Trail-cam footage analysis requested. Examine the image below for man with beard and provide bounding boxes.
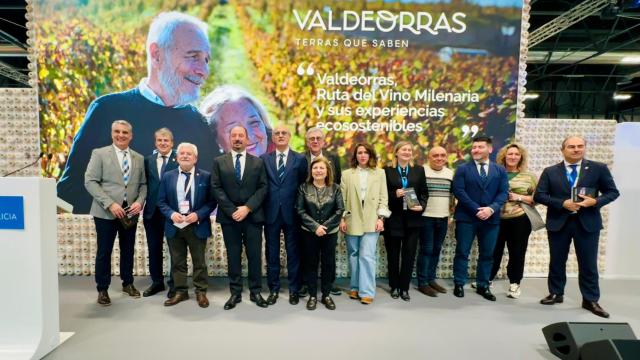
[57,11,219,214]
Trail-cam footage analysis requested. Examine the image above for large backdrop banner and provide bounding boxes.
[36,0,523,214]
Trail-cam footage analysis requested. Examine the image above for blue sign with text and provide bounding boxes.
[0,196,25,230]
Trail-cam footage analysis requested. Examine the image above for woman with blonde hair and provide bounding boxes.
[383,141,428,301]
[489,143,538,299]
[340,143,390,305]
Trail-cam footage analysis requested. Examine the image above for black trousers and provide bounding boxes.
[547,215,601,302]
[94,217,136,291]
[143,209,173,288]
[384,228,420,291]
[301,230,337,298]
[221,221,263,295]
[167,225,208,294]
[490,214,532,284]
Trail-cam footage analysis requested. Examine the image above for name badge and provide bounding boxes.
[179,200,190,215]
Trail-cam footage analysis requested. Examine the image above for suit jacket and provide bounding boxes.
[260,149,308,225]
[210,152,268,225]
[534,160,619,232]
[84,145,147,219]
[305,150,342,186]
[296,183,344,234]
[143,150,178,219]
[341,167,390,235]
[384,165,428,234]
[452,160,509,225]
[156,167,216,239]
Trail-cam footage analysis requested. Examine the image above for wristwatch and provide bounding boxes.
[517,196,523,202]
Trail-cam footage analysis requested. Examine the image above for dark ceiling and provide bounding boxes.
[1,0,639,120]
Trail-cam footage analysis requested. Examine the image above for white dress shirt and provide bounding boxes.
[474,159,490,176]
[113,144,130,171]
[276,148,290,168]
[231,149,248,179]
[176,167,195,206]
[564,160,582,188]
[156,152,171,177]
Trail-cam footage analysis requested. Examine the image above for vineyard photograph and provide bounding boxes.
[36,0,522,178]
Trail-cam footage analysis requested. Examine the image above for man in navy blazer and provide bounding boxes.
[157,142,216,308]
[260,124,308,306]
[142,128,178,298]
[452,135,509,301]
[534,136,619,318]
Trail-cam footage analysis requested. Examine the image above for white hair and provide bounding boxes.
[305,126,325,139]
[199,84,272,133]
[146,12,208,76]
[112,119,132,132]
[177,142,198,157]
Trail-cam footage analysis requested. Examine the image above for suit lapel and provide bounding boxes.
[109,147,125,185]
[576,160,590,186]
[192,169,199,207]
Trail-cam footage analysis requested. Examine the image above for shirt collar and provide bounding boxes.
[474,159,489,166]
[138,78,189,109]
[113,144,129,153]
[564,160,582,168]
[276,148,290,157]
[231,150,247,158]
[179,166,194,175]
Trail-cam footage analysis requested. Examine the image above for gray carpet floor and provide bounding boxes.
[44,276,640,360]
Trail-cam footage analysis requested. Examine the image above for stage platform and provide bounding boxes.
[44,277,640,360]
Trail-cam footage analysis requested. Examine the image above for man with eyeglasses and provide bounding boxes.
[302,127,343,296]
[260,124,308,305]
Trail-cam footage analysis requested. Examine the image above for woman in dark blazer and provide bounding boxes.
[384,141,428,301]
[296,156,344,310]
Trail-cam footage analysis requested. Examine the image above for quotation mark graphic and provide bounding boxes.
[296,63,315,76]
[461,124,479,138]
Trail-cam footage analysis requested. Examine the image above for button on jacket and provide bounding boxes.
[296,183,344,234]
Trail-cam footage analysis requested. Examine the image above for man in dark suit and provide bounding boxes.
[534,136,619,318]
[260,123,308,305]
[142,128,178,298]
[211,125,269,309]
[157,142,216,308]
[84,120,147,306]
[303,126,342,296]
[452,135,509,301]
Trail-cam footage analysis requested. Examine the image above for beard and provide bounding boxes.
[158,56,200,106]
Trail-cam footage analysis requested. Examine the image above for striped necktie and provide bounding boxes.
[122,150,130,202]
[278,153,286,182]
[235,154,242,181]
[479,162,487,180]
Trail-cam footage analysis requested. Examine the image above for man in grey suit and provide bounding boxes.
[85,120,147,306]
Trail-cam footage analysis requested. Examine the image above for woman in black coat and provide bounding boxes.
[384,141,428,301]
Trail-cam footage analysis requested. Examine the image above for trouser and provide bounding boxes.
[416,216,449,286]
[265,210,301,294]
[346,232,379,298]
[490,215,531,284]
[302,230,337,298]
[94,217,136,291]
[221,221,263,295]
[143,209,173,289]
[167,225,208,294]
[453,221,499,288]
[384,228,420,291]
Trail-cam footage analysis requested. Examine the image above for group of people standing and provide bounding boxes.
[73,11,619,318]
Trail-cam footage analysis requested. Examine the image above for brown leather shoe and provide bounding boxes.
[196,292,209,308]
[418,285,438,297]
[97,290,111,306]
[122,284,141,298]
[582,300,610,318]
[164,292,189,306]
[429,281,447,294]
[348,290,359,300]
[540,294,564,305]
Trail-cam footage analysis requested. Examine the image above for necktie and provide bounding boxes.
[182,171,192,211]
[160,155,167,176]
[235,153,242,181]
[568,164,578,187]
[479,163,487,180]
[278,153,285,182]
[122,150,130,203]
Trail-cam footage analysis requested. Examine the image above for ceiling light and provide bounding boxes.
[613,93,632,100]
[523,93,539,100]
[620,56,640,64]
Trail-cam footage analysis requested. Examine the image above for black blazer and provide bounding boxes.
[143,150,178,219]
[260,150,308,225]
[305,150,342,186]
[384,165,428,235]
[534,159,619,233]
[210,152,268,225]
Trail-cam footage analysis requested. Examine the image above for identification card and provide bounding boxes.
[179,200,190,215]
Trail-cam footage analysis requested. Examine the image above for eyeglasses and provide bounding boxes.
[274,131,290,136]
[307,136,323,141]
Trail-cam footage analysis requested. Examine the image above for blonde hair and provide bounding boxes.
[391,141,414,167]
[496,143,528,171]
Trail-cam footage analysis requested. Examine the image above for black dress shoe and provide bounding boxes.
[540,294,564,305]
[306,296,317,310]
[289,293,299,305]
[97,290,111,306]
[321,295,336,310]
[224,294,242,310]
[390,288,400,299]
[250,293,269,308]
[266,292,279,305]
[122,284,141,298]
[143,283,166,297]
[476,287,496,301]
[164,292,189,306]
[330,287,342,296]
[400,290,410,302]
[167,289,176,299]
[299,285,309,298]
[453,284,464,298]
[582,300,610,318]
